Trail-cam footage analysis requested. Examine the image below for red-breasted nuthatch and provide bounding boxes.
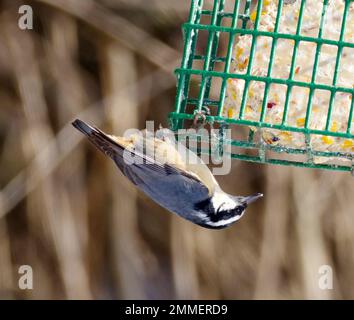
[72,119,263,229]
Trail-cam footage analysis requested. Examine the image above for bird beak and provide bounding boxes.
[244,192,263,205]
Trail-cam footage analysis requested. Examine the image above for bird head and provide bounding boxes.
[196,192,263,229]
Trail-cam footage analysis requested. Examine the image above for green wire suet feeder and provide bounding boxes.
[169,0,354,173]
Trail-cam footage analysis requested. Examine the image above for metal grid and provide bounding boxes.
[168,0,354,173]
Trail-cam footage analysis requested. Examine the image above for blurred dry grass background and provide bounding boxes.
[0,0,353,299]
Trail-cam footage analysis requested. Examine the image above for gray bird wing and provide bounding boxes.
[72,120,210,215]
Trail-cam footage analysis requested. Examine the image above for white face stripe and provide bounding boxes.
[211,192,237,212]
[205,215,241,227]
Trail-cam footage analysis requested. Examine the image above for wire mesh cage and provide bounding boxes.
[168,0,354,173]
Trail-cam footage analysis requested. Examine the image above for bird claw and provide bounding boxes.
[193,107,210,128]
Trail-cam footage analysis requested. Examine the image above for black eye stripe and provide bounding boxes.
[211,204,246,222]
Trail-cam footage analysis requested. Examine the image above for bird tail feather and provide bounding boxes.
[72,119,96,136]
[72,119,125,162]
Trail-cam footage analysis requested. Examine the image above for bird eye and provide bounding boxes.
[236,205,246,216]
